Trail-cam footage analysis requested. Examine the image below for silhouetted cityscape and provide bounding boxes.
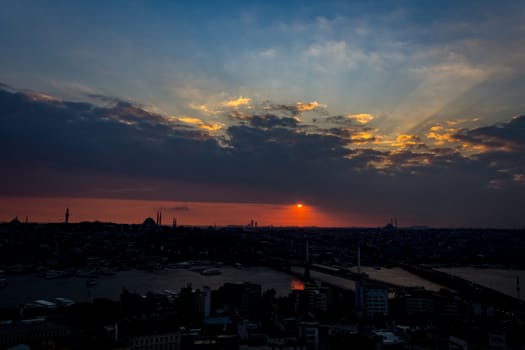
[0,216,524,349]
[2,1,525,349]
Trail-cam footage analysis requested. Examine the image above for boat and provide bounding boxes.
[200,268,221,276]
[0,278,7,288]
[173,262,191,269]
[32,300,57,309]
[54,297,75,307]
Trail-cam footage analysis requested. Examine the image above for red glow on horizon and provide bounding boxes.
[0,196,354,227]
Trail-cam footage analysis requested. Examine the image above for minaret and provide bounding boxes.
[357,245,361,274]
[156,211,162,232]
[306,240,309,263]
[517,276,521,303]
[304,240,311,281]
[65,208,69,224]
[173,217,177,229]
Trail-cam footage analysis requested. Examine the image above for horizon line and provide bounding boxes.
[1,219,523,231]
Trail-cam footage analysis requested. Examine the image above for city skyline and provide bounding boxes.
[2,1,525,227]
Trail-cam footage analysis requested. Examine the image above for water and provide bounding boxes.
[4,266,518,308]
[291,266,446,291]
[348,266,447,291]
[0,266,298,308]
[437,267,525,299]
[291,266,356,291]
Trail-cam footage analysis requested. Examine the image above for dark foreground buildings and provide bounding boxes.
[0,221,524,349]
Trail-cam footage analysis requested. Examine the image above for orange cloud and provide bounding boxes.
[445,118,479,126]
[391,134,421,148]
[367,158,393,170]
[426,127,457,146]
[460,140,516,154]
[347,113,374,124]
[190,103,216,116]
[222,96,251,108]
[227,110,251,120]
[460,142,490,153]
[351,131,375,144]
[295,101,324,112]
[170,116,223,132]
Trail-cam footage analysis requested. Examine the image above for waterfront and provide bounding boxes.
[0,266,298,308]
[348,266,447,291]
[291,266,356,290]
[437,267,525,299]
[3,265,523,308]
[290,266,448,291]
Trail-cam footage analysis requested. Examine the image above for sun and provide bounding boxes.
[296,203,303,208]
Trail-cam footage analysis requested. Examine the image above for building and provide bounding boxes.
[304,282,329,312]
[405,291,434,315]
[355,280,389,319]
[299,322,319,350]
[129,332,181,350]
[0,320,71,348]
[195,287,211,318]
[220,282,261,313]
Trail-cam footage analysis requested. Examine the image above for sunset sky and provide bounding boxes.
[1,1,525,227]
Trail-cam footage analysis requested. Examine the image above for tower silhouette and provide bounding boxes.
[65,208,69,224]
[304,240,311,281]
[155,211,163,232]
[517,276,521,303]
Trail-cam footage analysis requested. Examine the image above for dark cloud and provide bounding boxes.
[1,87,525,227]
[86,93,129,105]
[0,88,225,183]
[449,116,525,190]
[249,114,298,129]
[323,115,355,126]
[271,103,301,116]
[260,101,327,117]
[454,115,525,152]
